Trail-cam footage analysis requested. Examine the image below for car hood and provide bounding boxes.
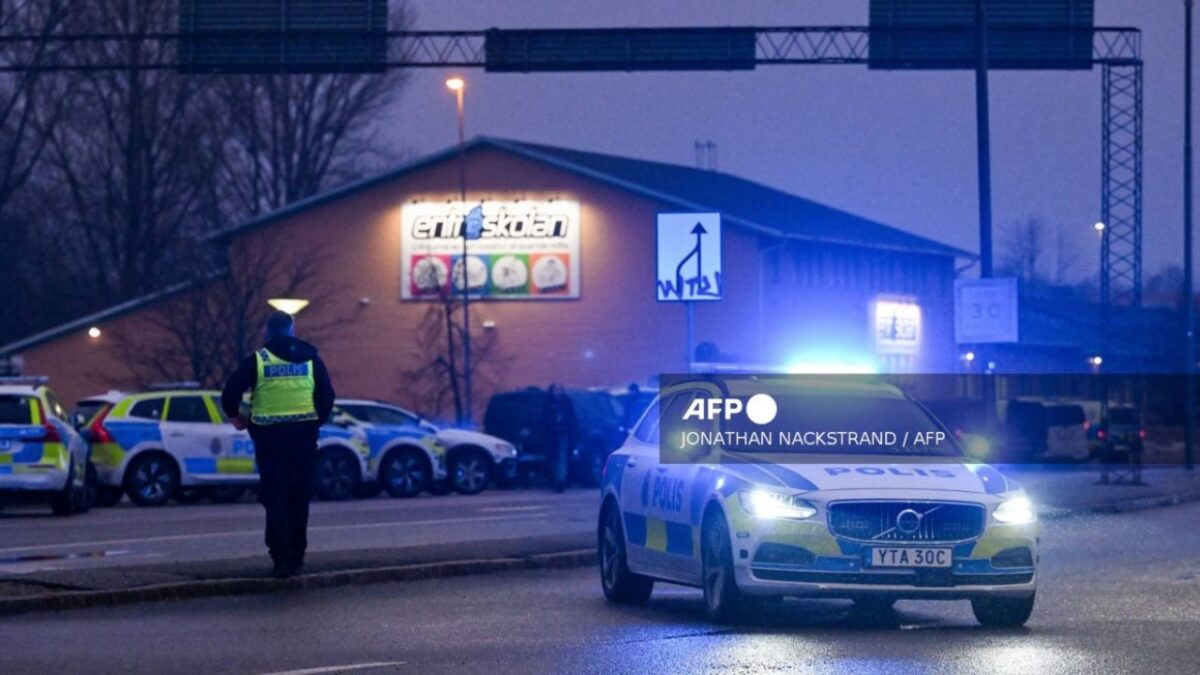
[436,428,508,448]
[717,456,1016,496]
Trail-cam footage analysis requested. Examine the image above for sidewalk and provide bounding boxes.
[2,465,1199,615]
[1006,465,1200,517]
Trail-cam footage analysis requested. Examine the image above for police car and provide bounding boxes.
[598,377,1039,627]
[336,398,517,495]
[87,386,372,506]
[0,377,94,515]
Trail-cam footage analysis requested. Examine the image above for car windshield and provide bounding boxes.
[718,393,962,457]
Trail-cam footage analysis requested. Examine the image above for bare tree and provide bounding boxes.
[998,216,1048,282]
[997,216,1084,286]
[399,265,504,424]
[39,0,222,306]
[108,239,345,388]
[0,0,70,342]
[213,4,412,221]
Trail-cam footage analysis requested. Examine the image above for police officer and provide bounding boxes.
[222,311,334,579]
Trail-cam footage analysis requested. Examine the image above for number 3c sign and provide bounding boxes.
[954,278,1019,344]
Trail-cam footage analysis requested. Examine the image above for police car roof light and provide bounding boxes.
[0,375,49,386]
[147,381,201,391]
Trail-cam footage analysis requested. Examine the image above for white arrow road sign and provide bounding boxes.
[656,212,722,302]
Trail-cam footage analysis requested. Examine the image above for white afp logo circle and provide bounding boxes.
[745,393,777,426]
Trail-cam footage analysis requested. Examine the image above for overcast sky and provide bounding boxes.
[382,1,1189,279]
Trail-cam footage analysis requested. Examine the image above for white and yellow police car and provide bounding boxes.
[0,377,94,515]
[598,377,1039,627]
[87,386,372,506]
[335,398,517,495]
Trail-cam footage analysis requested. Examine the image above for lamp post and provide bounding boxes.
[446,76,472,426]
[1184,0,1195,471]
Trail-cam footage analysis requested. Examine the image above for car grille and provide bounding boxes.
[828,501,985,542]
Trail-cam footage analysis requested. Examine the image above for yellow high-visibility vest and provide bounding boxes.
[251,348,318,425]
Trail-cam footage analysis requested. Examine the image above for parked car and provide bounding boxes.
[919,398,1001,460]
[604,385,658,431]
[1097,406,1144,483]
[333,393,516,494]
[73,390,124,430]
[85,387,372,506]
[1043,403,1090,462]
[0,377,95,516]
[484,387,626,487]
[1002,400,1049,461]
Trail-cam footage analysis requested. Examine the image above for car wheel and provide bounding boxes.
[78,461,98,513]
[314,449,359,501]
[95,486,124,508]
[702,508,753,623]
[599,500,654,603]
[972,593,1035,628]
[207,486,246,504]
[380,449,429,498]
[451,449,491,495]
[125,453,179,507]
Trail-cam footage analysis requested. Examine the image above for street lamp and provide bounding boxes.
[1093,221,1105,233]
[446,76,472,426]
[267,298,310,315]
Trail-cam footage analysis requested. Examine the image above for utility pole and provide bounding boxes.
[975,0,993,280]
[1185,0,1195,471]
[446,77,472,426]
[975,0,997,414]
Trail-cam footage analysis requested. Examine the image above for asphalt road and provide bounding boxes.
[0,489,598,574]
[3,502,1199,674]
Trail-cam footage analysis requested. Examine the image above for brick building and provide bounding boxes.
[1,138,968,417]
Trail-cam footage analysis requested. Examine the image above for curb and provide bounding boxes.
[1037,489,1200,520]
[0,548,597,617]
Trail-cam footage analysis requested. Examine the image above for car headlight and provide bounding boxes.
[739,490,817,520]
[993,494,1036,524]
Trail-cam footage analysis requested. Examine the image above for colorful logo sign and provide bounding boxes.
[401,201,581,300]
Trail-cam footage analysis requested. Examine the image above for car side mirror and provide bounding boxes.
[332,413,355,427]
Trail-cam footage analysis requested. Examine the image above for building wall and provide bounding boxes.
[15,146,958,416]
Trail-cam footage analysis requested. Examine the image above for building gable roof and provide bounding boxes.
[212,136,970,258]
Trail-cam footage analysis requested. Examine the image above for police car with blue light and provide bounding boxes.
[85,384,372,506]
[598,376,1039,627]
[335,399,515,496]
[0,377,95,515]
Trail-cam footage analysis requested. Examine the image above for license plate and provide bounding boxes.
[870,547,951,568]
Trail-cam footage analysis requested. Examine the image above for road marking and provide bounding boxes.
[0,513,555,556]
[479,505,548,513]
[257,662,406,675]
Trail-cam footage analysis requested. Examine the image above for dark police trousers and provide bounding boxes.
[249,421,319,566]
